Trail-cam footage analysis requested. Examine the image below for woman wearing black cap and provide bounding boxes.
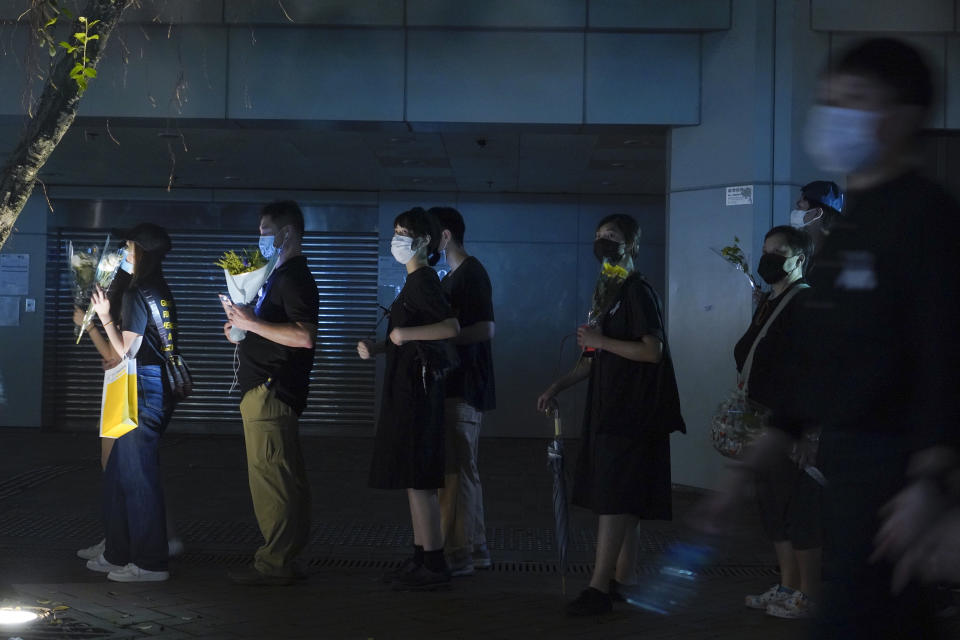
[88,222,179,583]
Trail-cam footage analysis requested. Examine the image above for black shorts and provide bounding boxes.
[754,452,823,550]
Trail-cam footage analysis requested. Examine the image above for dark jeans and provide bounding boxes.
[103,365,173,572]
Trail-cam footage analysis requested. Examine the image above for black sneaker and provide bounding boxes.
[380,556,420,584]
[565,587,613,616]
[609,579,627,603]
[391,564,452,591]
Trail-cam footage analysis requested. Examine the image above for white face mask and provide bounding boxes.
[391,235,417,264]
[789,208,823,229]
[804,105,883,174]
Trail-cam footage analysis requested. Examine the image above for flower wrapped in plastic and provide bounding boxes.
[215,248,277,342]
[711,236,762,305]
[75,239,125,343]
[67,240,102,308]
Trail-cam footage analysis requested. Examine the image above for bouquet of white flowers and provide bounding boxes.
[70,235,126,343]
[215,248,278,341]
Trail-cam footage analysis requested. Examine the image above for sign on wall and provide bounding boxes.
[725,185,754,206]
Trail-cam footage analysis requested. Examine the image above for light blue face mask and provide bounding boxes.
[120,248,134,274]
[258,234,277,259]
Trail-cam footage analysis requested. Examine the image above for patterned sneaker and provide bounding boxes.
[77,538,106,560]
[745,584,793,610]
[107,563,169,583]
[86,553,124,574]
[766,591,814,619]
[471,544,492,569]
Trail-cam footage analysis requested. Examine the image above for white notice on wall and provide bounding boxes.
[0,296,20,327]
[0,253,29,295]
[725,185,754,206]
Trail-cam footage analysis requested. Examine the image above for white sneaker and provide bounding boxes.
[107,563,169,583]
[766,591,815,619]
[77,538,106,560]
[86,553,124,574]
[745,584,793,610]
[167,537,184,558]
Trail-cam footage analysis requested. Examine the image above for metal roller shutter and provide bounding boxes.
[43,228,379,434]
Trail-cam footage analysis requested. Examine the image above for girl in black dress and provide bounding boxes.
[537,214,685,616]
[358,207,460,590]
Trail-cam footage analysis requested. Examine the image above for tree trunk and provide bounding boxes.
[0,0,132,251]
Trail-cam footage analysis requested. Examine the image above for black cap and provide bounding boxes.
[119,223,172,256]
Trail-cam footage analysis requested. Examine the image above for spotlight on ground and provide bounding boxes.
[0,608,39,625]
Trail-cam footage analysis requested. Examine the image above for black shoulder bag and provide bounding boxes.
[141,289,194,401]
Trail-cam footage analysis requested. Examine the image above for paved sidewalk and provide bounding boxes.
[0,429,954,639]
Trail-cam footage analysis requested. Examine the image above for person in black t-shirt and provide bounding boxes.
[696,39,960,637]
[357,207,460,591]
[221,201,319,586]
[89,223,178,583]
[735,226,822,620]
[429,206,496,576]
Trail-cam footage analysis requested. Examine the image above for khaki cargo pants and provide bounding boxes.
[439,399,488,556]
[240,384,311,577]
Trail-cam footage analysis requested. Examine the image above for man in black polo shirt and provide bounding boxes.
[430,207,496,576]
[221,200,319,585]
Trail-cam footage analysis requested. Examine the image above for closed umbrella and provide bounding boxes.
[546,400,569,595]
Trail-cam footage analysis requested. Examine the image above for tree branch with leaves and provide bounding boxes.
[0,0,133,251]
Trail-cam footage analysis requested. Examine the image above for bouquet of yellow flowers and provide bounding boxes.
[216,248,277,341]
[712,236,760,303]
[587,259,632,327]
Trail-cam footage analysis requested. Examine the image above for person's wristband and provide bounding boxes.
[102,319,114,328]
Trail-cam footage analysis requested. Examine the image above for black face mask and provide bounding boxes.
[593,238,622,263]
[757,253,798,285]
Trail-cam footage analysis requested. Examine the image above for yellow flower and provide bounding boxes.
[601,263,629,280]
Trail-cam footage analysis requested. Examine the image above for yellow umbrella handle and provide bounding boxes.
[546,398,561,438]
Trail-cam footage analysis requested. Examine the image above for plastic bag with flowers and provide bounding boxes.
[69,235,126,343]
[215,248,278,342]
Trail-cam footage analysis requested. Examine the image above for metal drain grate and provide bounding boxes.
[0,517,682,559]
[0,465,88,500]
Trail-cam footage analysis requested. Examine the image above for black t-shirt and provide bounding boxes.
[441,256,496,412]
[238,256,319,415]
[772,172,960,448]
[121,276,176,368]
[733,281,810,411]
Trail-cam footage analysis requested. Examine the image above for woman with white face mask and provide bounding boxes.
[357,207,460,591]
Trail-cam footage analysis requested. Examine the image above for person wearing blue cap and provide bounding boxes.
[790,181,844,250]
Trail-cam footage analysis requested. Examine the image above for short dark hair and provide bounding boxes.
[596,213,641,257]
[765,225,814,274]
[261,200,305,235]
[429,206,466,246]
[393,207,443,266]
[833,38,934,110]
